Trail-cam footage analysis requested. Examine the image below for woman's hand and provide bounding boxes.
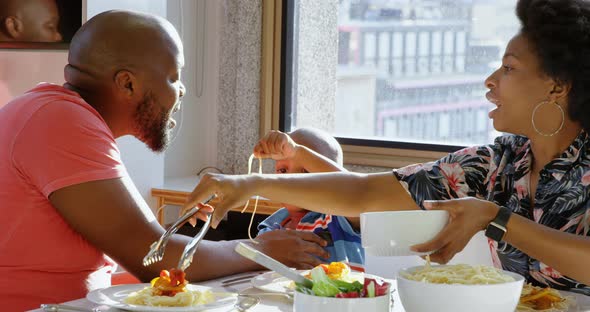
[411,197,499,264]
[180,173,259,228]
[253,130,299,160]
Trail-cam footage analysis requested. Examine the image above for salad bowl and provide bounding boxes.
[293,264,391,312]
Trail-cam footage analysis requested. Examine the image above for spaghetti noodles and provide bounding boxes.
[124,269,215,307]
[124,287,214,307]
[401,261,515,285]
[241,154,262,243]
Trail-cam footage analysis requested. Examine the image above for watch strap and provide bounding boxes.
[485,205,511,242]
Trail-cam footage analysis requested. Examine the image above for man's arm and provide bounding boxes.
[49,176,328,282]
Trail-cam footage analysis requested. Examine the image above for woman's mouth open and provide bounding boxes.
[486,92,501,119]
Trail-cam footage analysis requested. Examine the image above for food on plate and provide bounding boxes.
[304,262,352,281]
[296,262,390,298]
[517,283,574,311]
[124,268,215,307]
[400,262,515,285]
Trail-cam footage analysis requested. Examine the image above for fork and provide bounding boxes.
[142,194,216,267]
[41,304,101,312]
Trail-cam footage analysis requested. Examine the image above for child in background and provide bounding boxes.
[254,128,364,271]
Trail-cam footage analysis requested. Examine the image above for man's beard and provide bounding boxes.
[133,92,172,152]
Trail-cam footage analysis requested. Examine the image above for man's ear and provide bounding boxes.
[4,16,23,39]
[114,70,140,99]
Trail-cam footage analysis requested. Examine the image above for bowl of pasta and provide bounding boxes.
[397,264,525,312]
[360,210,449,256]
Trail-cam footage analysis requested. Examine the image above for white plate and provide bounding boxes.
[86,284,237,312]
[251,271,297,293]
[562,290,590,312]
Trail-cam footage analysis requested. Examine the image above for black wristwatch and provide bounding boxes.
[485,206,511,242]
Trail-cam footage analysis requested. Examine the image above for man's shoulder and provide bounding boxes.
[17,85,104,131]
[6,83,93,117]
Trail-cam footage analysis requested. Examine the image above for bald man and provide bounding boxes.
[253,129,364,269]
[0,0,62,42]
[0,10,328,310]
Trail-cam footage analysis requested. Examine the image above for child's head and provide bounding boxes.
[275,127,343,213]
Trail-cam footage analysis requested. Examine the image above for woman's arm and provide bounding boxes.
[411,198,590,285]
[504,213,590,285]
[185,171,419,228]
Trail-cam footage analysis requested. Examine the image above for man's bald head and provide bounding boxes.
[64,10,186,153]
[0,0,61,42]
[67,10,183,86]
[289,128,343,165]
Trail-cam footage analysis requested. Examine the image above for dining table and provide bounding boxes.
[27,270,404,312]
[27,270,590,312]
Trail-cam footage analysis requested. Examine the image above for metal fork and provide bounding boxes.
[41,304,101,312]
[142,194,216,267]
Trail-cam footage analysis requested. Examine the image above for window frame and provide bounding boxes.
[260,0,465,168]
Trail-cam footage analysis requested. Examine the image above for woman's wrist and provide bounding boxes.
[480,202,501,230]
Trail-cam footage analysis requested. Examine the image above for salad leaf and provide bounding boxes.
[333,280,363,294]
[310,266,341,297]
[295,283,315,295]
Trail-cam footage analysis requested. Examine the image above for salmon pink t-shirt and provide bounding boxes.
[0,83,127,311]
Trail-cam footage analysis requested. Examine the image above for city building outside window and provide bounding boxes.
[281,0,519,156]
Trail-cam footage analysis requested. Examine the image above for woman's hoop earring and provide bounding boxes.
[531,100,565,137]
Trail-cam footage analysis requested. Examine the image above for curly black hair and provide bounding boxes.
[516,0,590,133]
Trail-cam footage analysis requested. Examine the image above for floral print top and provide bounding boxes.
[394,131,590,295]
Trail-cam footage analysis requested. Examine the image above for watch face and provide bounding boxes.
[485,225,505,242]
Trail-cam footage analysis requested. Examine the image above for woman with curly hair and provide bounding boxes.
[184,0,590,295]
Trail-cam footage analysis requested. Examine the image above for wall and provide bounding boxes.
[0,52,66,108]
[163,0,220,180]
[292,0,338,132]
[217,0,264,175]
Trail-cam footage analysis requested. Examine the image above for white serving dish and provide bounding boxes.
[361,210,449,256]
[397,265,525,312]
[293,288,391,312]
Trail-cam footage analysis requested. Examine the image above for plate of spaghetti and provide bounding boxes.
[87,269,236,311]
[517,283,576,312]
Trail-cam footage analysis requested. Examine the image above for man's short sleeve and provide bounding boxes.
[11,100,127,197]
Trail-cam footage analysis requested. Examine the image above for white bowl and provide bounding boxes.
[293,287,391,312]
[397,265,525,312]
[361,210,449,256]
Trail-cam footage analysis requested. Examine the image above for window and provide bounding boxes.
[276,0,520,166]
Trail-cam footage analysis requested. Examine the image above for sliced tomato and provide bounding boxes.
[169,268,187,287]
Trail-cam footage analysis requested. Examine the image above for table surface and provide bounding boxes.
[28,271,404,312]
[28,271,590,312]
